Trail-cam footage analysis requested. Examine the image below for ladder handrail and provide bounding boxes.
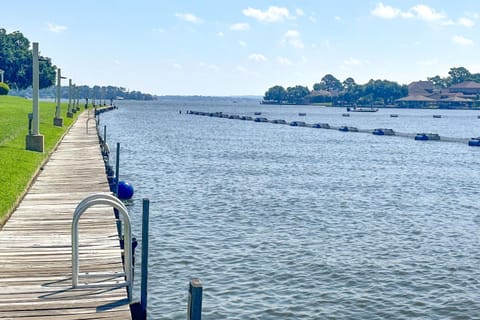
[86,116,98,134]
[71,193,133,302]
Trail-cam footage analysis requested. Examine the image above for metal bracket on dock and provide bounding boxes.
[71,193,133,302]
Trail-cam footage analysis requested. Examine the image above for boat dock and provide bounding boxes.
[0,111,132,319]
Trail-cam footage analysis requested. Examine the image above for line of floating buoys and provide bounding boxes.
[186,110,477,146]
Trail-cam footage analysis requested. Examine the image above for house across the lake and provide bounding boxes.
[396,80,480,108]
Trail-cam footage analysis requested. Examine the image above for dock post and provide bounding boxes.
[115,142,120,196]
[140,198,150,319]
[103,125,107,145]
[114,142,122,241]
[188,279,203,320]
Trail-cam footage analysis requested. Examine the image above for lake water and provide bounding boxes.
[99,98,480,319]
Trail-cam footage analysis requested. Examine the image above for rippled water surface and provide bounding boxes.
[100,98,480,319]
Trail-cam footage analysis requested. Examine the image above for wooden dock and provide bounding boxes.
[0,111,132,319]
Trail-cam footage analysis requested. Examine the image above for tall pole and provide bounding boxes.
[67,79,73,118]
[26,42,44,152]
[72,84,77,113]
[32,43,40,136]
[54,68,63,126]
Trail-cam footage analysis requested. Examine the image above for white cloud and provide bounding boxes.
[173,63,183,70]
[175,13,202,24]
[216,32,225,38]
[410,4,445,22]
[344,57,362,66]
[113,59,121,65]
[371,3,453,25]
[238,41,247,47]
[243,6,292,22]
[47,23,67,33]
[458,17,475,28]
[452,35,473,46]
[153,27,166,33]
[296,8,305,17]
[277,56,292,66]
[230,23,250,31]
[334,16,342,21]
[283,30,304,49]
[248,53,267,62]
[309,16,317,23]
[371,2,401,19]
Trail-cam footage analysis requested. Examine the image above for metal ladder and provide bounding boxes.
[71,193,133,302]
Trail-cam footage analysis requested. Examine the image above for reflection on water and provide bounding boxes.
[100,98,480,319]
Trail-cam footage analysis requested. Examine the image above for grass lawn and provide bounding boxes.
[0,95,79,225]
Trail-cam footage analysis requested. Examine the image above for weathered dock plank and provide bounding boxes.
[0,112,131,319]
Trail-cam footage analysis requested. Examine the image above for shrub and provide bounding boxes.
[0,82,10,95]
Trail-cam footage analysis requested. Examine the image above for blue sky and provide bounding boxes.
[3,1,480,96]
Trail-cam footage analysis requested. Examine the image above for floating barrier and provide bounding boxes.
[390,114,399,117]
[298,112,307,116]
[254,112,262,115]
[290,121,306,127]
[342,113,350,117]
[339,126,358,132]
[415,133,440,141]
[312,123,330,129]
[373,128,395,136]
[187,110,474,146]
[433,115,442,118]
[468,138,480,146]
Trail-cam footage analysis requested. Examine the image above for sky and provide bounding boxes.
[3,1,480,96]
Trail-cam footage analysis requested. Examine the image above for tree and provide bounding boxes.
[428,75,448,89]
[448,67,471,85]
[342,77,356,90]
[285,85,310,104]
[0,29,56,89]
[313,74,342,92]
[264,85,287,103]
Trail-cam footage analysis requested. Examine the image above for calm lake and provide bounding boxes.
[100,97,480,319]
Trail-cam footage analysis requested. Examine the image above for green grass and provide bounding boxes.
[0,95,80,225]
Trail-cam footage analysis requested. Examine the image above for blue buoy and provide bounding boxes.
[118,181,134,200]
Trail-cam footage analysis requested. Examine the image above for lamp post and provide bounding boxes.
[26,42,44,152]
[67,79,73,118]
[0,69,4,83]
[72,84,77,114]
[54,68,65,127]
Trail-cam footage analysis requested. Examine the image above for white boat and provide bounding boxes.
[346,106,379,112]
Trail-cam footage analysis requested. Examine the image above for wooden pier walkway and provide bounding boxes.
[0,111,132,319]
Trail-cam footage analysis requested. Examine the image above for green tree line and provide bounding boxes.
[10,85,155,101]
[1,29,154,100]
[264,67,480,105]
